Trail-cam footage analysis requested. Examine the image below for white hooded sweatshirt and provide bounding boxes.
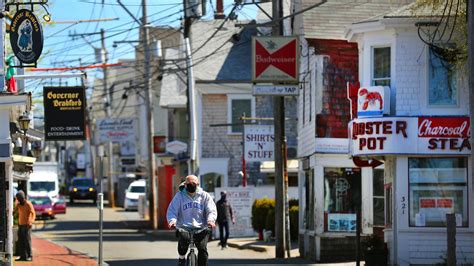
[167,187,217,229]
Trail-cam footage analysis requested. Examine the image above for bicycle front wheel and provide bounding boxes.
[187,250,197,266]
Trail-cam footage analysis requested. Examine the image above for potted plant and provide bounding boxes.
[363,234,388,266]
[251,198,274,240]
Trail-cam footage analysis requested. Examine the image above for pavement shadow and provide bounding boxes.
[107,258,316,266]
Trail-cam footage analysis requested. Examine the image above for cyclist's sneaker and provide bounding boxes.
[178,258,186,266]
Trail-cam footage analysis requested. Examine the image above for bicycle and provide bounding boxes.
[175,226,210,266]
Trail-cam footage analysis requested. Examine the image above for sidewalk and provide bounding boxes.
[14,235,98,266]
[227,237,362,266]
[227,237,299,256]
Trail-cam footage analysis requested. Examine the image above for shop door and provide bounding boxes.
[323,167,361,232]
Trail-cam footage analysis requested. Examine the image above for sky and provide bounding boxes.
[23,0,257,102]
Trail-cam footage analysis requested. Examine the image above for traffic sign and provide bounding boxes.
[252,36,299,83]
[252,85,299,96]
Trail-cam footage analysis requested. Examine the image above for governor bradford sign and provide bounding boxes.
[43,87,86,141]
[252,36,298,83]
[349,116,471,156]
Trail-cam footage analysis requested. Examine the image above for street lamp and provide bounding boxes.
[18,113,30,156]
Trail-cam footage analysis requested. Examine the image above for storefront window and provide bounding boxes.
[373,169,385,227]
[409,158,468,227]
[324,168,361,232]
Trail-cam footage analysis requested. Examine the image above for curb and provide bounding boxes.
[227,242,268,253]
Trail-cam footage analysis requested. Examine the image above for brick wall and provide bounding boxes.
[308,39,358,139]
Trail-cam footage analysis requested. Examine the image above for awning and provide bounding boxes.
[12,155,36,174]
[260,160,299,173]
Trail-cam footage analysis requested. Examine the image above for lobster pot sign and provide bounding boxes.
[10,9,44,64]
[357,86,390,118]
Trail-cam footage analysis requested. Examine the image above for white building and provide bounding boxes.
[345,3,473,265]
[294,0,411,262]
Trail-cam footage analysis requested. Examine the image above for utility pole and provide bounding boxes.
[469,0,474,219]
[273,0,286,259]
[141,0,158,230]
[183,1,198,175]
[100,28,115,207]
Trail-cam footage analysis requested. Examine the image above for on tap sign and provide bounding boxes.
[350,116,471,156]
[244,125,275,162]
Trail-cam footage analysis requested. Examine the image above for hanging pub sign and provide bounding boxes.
[10,9,44,64]
[43,87,86,141]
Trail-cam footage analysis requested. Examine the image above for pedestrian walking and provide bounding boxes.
[14,190,36,261]
[216,191,235,249]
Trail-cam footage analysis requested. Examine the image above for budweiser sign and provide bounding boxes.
[418,117,470,138]
[252,36,298,83]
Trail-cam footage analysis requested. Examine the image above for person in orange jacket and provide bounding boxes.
[14,191,36,261]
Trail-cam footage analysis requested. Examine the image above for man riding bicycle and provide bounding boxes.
[167,175,217,266]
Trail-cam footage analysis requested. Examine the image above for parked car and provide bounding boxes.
[69,177,97,204]
[29,195,55,219]
[124,180,146,211]
[52,196,67,215]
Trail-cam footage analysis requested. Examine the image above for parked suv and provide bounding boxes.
[69,177,97,204]
[124,180,146,211]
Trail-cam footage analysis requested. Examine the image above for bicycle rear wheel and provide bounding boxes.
[187,250,197,266]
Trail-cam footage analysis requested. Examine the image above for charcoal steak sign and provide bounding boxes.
[10,9,43,64]
[252,36,298,83]
[43,87,86,141]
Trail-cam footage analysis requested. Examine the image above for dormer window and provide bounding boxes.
[372,47,391,86]
[428,47,458,106]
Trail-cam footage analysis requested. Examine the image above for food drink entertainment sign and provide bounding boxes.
[349,116,471,156]
[252,36,298,83]
[43,87,86,140]
[244,125,275,162]
[10,9,43,64]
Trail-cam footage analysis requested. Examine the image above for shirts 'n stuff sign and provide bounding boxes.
[357,86,390,117]
[244,125,274,162]
[252,36,298,83]
[96,118,136,143]
[43,86,86,141]
[328,213,356,232]
[10,9,43,64]
[350,116,471,156]
[215,187,255,237]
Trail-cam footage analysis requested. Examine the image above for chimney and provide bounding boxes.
[214,0,225,19]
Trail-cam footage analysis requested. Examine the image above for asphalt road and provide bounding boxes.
[32,200,322,266]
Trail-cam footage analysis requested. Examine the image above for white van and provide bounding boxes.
[28,162,59,199]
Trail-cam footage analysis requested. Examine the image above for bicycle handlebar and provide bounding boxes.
[175,226,211,235]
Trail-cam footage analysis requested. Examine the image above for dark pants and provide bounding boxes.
[18,225,32,259]
[218,221,229,247]
[177,230,209,266]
